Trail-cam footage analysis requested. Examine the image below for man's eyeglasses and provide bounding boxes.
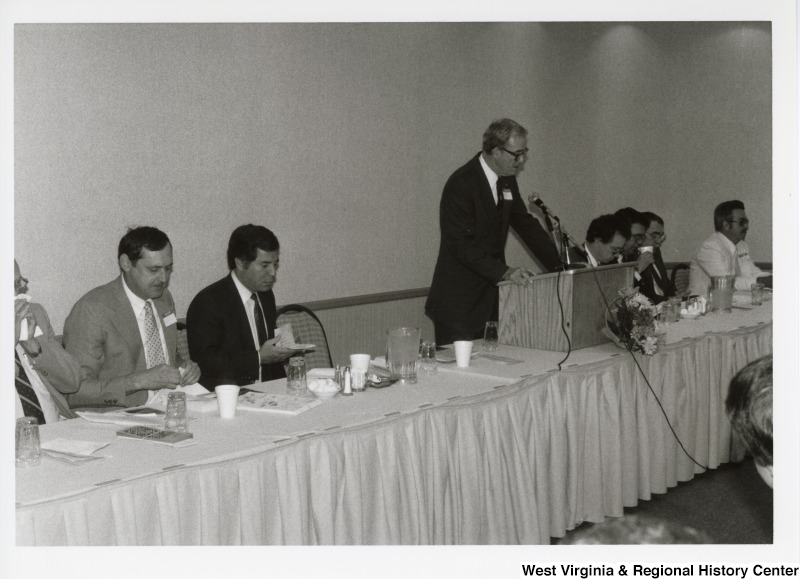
[499,146,529,162]
[14,276,28,291]
[610,246,626,257]
[726,218,749,227]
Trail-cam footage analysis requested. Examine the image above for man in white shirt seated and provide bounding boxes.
[687,200,769,297]
[568,214,630,267]
[14,259,80,423]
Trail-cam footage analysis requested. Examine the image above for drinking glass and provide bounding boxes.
[387,327,420,384]
[16,417,41,468]
[668,297,682,323]
[751,283,764,306]
[419,340,438,375]
[483,321,499,351]
[165,391,188,432]
[287,357,308,395]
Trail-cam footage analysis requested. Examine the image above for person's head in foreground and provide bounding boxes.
[558,514,713,544]
[725,354,773,487]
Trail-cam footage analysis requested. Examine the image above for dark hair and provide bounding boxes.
[227,224,280,270]
[586,214,630,244]
[714,200,745,232]
[615,207,650,230]
[482,118,527,154]
[725,355,772,467]
[559,514,713,545]
[642,211,663,226]
[118,226,171,263]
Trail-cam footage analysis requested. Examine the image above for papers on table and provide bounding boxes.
[41,438,110,465]
[237,392,322,416]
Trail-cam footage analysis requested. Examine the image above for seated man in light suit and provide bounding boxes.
[63,226,201,407]
[568,214,630,267]
[688,200,769,297]
[186,224,293,388]
[14,260,80,422]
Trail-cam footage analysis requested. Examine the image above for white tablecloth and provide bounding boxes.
[16,305,772,545]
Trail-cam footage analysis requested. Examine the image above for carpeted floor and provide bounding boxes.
[555,458,773,544]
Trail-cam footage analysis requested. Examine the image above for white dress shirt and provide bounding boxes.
[479,154,501,204]
[231,272,269,382]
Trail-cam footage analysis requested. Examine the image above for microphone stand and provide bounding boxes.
[529,194,584,271]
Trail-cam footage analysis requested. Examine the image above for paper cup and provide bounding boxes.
[638,246,654,255]
[349,354,371,373]
[454,341,473,368]
[215,385,241,418]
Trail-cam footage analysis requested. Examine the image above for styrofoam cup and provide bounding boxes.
[454,341,473,368]
[349,354,371,373]
[638,245,654,255]
[215,385,241,418]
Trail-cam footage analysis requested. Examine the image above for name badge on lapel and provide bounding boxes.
[502,189,513,201]
[163,312,177,327]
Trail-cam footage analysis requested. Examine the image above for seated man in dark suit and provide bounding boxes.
[14,259,80,422]
[568,214,630,267]
[63,226,201,407]
[636,212,676,304]
[614,207,655,279]
[726,355,773,488]
[186,224,293,388]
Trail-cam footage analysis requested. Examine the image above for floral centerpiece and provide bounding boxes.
[602,287,662,355]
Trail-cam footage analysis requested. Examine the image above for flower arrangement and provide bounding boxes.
[602,288,662,355]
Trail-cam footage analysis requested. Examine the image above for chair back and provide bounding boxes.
[671,264,691,297]
[276,305,333,370]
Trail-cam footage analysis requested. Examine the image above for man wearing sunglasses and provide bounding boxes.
[688,200,769,297]
[426,118,562,346]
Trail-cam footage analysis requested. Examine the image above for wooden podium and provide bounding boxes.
[498,263,635,352]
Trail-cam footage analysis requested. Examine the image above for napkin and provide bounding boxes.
[15,294,44,340]
[41,438,110,464]
[275,323,315,350]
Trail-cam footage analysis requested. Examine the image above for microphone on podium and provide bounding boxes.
[529,194,561,223]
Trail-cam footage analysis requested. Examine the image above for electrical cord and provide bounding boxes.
[554,267,572,370]
[586,264,709,471]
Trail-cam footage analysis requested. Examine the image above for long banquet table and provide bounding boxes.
[16,303,772,545]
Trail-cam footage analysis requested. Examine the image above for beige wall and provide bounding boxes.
[15,22,772,334]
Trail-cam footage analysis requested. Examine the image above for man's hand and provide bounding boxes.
[259,336,294,365]
[502,267,537,286]
[635,251,655,273]
[179,360,202,386]
[131,364,182,392]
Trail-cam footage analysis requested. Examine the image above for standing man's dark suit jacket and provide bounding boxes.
[637,248,675,305]
[186,273,285,388]
[425,153,561,338]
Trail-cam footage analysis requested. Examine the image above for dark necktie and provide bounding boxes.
[252,293,268,347]
[15,350,46,424]
[496,177,508,212]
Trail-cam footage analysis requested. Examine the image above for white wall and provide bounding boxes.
[14,22,772,331]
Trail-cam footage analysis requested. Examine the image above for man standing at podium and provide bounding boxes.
[425,118,562,346]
